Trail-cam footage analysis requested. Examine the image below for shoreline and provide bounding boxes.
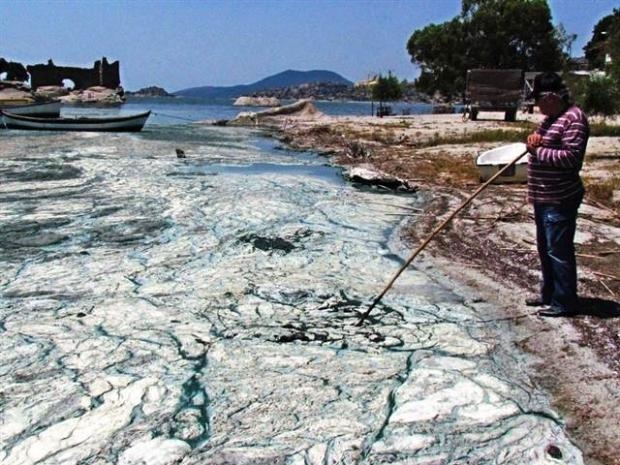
[258,110,620,464]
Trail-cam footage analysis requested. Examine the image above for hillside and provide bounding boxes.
[174,69,353,99]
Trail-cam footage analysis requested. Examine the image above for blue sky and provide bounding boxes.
[1,0,617,92]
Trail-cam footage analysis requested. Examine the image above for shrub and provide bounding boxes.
[578,75,620,118]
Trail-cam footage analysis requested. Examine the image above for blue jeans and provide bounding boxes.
[534,199,582,311]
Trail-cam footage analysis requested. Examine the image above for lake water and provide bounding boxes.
[58,96,458,122]
[0,100,582,464]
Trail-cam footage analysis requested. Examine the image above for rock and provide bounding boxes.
[59,86,125,106]
[33,85,70,100]
[0,80,31,92]
[234,96,280,107]
[0,87,35,104]
[546,444,563,459]
[238,233,297,253]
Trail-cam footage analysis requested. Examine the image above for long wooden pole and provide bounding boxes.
[356,149,529,326]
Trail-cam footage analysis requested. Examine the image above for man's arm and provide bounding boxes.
[535,110,588,169]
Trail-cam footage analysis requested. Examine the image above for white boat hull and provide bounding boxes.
[476,142,528,184]
[0,101,61,118]
[1,110,150,132]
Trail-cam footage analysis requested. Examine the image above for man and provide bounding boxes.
[525,72,589,317]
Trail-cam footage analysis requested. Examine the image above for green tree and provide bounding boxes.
[371,72,403,104]
[407,0,565,98]
[579,8,620,118]
[608,26,620,82]
[579,75,620,118]
[407,19,467,98]
[583,8,620,70]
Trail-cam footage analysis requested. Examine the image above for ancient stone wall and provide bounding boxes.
[26,57,120,90]
[0,58,29,82]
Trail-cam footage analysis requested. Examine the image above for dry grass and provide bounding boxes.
[407,151,480,185]
[584,175,620,209]
[372,119,620,146]
[313,123,535,148]
[423,127,533,147]
[591,123,620,137]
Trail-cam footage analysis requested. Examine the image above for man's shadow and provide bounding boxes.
[576,297,620,318]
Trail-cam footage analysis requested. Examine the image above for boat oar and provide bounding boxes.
[356,148,529,326]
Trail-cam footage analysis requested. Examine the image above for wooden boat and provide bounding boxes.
[476,142,528,183]
[0,101,61,118]
[0,110,150,132]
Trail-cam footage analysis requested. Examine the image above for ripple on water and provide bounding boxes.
[0,162,83,182]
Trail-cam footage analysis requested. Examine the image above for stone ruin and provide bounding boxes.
[0,57,124,105]
[0,58,29,82]
[27,57,120,90]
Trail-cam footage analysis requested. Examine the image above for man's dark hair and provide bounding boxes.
[532,72,570,103]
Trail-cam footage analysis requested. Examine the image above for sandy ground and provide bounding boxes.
[242,108,620,465]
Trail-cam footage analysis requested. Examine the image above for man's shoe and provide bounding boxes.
[525,296,549,307]
[537,306,575,317]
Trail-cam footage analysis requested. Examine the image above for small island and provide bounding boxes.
[125,86,174,98]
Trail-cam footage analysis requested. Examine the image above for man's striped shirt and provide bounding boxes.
[528,105,589,205]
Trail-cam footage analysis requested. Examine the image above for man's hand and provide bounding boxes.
[526,133,543,155]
